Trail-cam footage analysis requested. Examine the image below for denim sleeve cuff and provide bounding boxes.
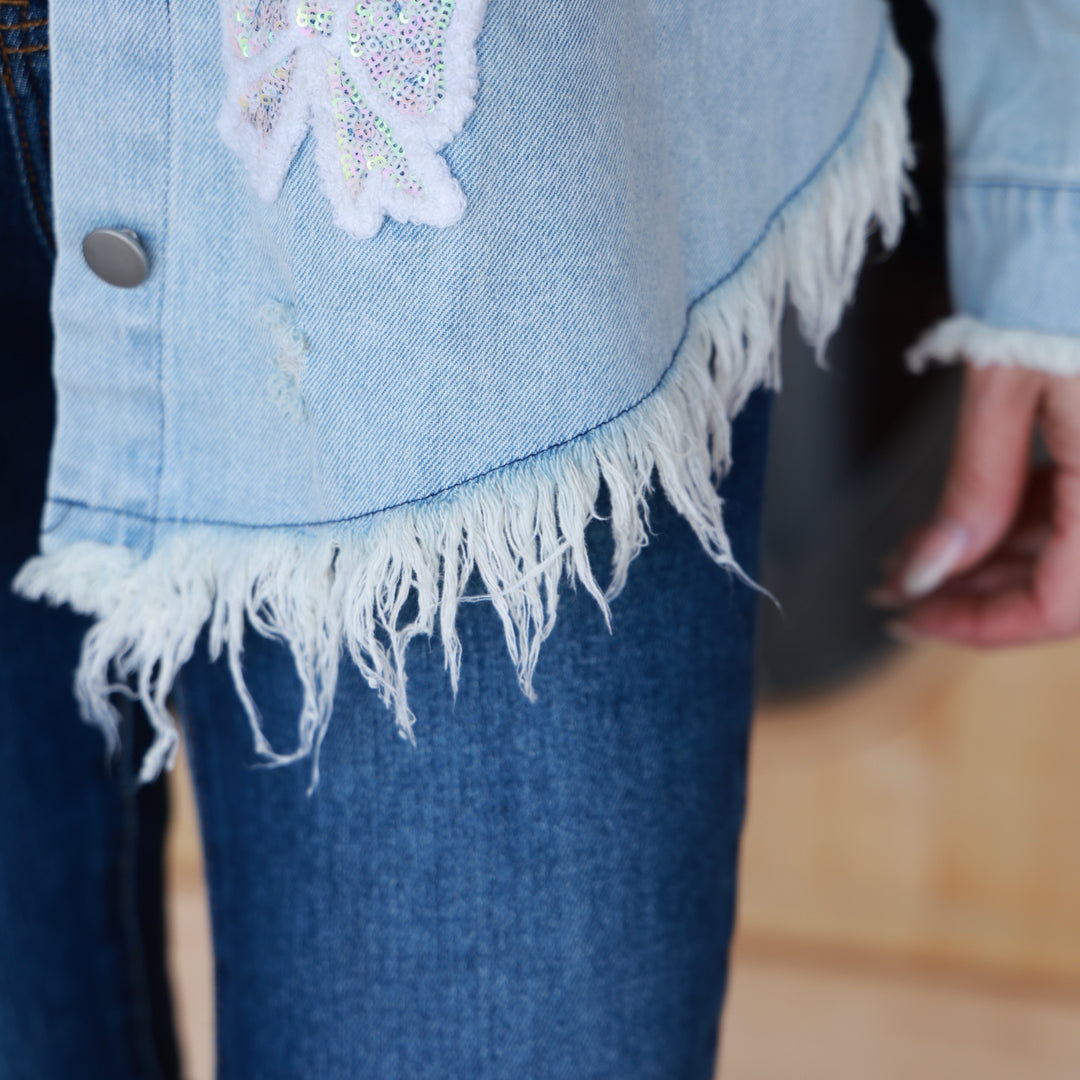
[906,315,1080,377]
[944,180,1080,341]
[905,180,1080,376]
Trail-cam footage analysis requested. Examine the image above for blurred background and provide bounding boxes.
[164,2,1080,1076]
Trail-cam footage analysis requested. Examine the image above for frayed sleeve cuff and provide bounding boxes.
[906,316,1080,377]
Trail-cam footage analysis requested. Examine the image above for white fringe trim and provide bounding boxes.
[14,32,912,789]
[907,315,1080,377]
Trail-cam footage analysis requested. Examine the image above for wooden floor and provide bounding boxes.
[719,944,1080,1080]
[165,636,1080,1079]
[740,637,1080,983]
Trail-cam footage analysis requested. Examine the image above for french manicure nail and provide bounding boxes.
[900,522,969,599]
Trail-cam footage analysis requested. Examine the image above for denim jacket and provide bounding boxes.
[11,0,1080,783]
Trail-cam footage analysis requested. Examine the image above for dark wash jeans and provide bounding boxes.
[0,5,182,1079]
[0,7,774,1075]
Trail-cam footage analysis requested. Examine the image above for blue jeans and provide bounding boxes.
[0,7,774,1075]
[0,6,180,1078]
[172,418,771,1080]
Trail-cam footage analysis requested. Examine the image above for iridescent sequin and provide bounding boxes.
[328,57,422,196]
[222,0,482,236]
[347,0,456,117]
[240,53,297,136]
[233,0,291,58]
[296,0,335,36]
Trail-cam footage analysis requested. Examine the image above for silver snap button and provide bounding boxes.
[82,228,149,288]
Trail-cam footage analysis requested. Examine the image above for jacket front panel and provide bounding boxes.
[18,0,918,781]
[44,0,885,554]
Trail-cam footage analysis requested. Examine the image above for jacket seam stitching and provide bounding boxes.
[950,177,1080,194]
[150,0,175,543]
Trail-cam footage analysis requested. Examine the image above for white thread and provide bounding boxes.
[15,32,912,790]
[907,315,1080,377]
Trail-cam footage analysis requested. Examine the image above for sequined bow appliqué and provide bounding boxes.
[219,1,487,239]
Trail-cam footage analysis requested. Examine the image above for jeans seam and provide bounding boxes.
[0,5,53,252]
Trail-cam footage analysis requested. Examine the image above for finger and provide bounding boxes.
[936,555,1033,598]
[1030,457,1080,635]
[996,464,1055,558]
[941,464,1055,571]
[894,365,1042,600]
[899,464,1080,646]
[869,466,1054,611]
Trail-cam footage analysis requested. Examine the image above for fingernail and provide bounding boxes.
[900,522,969,599]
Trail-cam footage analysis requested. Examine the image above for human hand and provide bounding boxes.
[870,362,1080,646]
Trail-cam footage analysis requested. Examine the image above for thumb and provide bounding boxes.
[898,364,1041,599]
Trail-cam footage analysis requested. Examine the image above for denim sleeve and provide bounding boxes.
[908,0,1080,375]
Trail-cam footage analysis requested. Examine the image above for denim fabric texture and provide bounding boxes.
[172,388,773,1080]
[0,14,180,1075]
[927,0,1080,339]
[40,0,884,552]
[0,0,51,255]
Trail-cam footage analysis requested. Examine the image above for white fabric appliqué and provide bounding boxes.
[219,0,487,239]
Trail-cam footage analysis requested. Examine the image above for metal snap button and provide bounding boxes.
[82,228,149,288]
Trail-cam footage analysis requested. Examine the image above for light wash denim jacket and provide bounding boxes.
[15,0,1080,782]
